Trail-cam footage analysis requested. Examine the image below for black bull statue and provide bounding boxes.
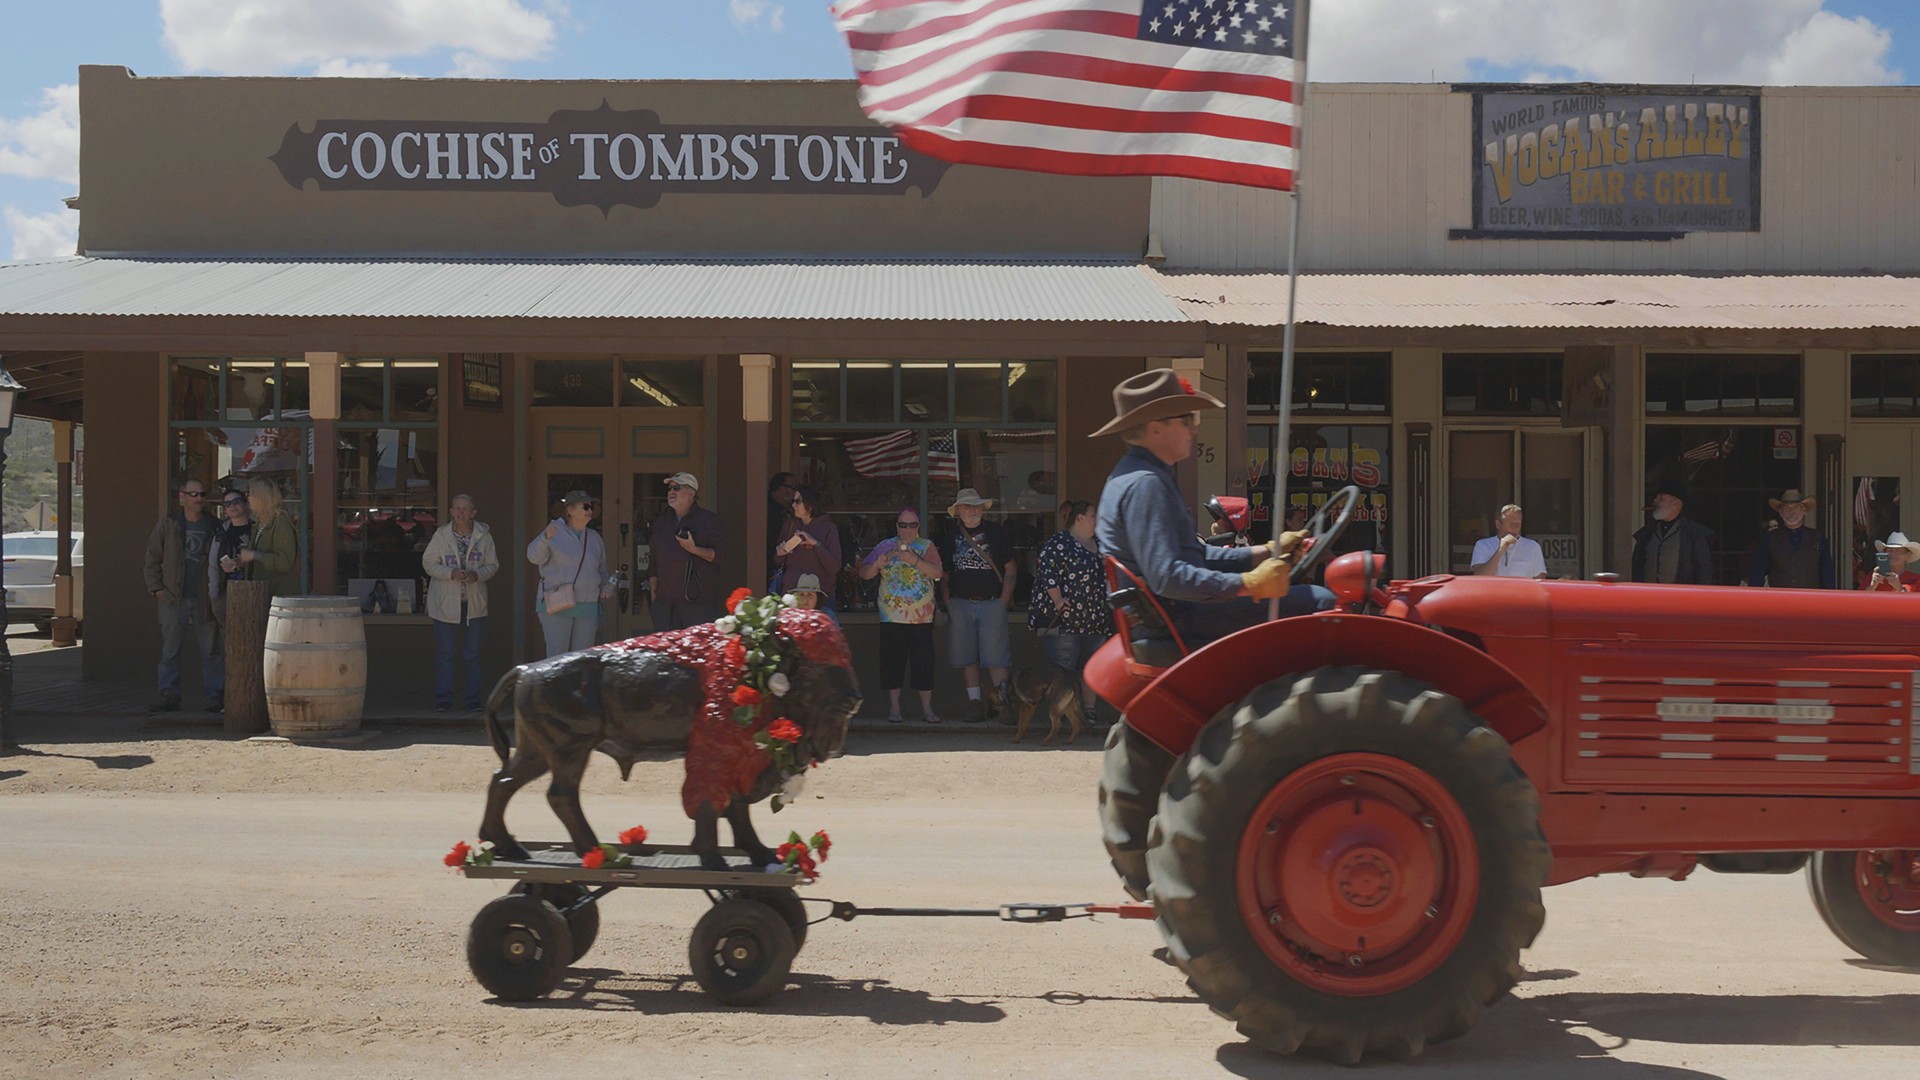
[478,619,862,872]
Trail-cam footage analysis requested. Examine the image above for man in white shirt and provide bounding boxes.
[1471,504,1550,579]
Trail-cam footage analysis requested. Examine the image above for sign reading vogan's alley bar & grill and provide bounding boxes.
[1464,87,1760,238]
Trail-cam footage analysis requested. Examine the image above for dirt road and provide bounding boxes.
[2,723,1916,1078]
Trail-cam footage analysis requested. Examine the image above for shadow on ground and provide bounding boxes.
[494,970,1006,1026]
[0,746,153,776]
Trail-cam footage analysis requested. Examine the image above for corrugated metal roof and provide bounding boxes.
[0,257,1189,323]
[1151,271,1920,329]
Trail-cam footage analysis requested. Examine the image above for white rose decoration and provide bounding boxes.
[768,672,791,697]
[715,616,737,634]
[782,593,798,607]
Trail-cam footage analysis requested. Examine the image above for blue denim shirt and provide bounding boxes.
[1096,445,1256,629]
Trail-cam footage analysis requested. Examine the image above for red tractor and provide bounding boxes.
[1087,487,1920,1064]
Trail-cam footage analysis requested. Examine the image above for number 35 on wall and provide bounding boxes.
[1193,441,1218,465]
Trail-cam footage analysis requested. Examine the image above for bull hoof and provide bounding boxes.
[698,850,731,873]
[490,838,532,862]
[743,843,777,868]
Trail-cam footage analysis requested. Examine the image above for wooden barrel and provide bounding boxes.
[264,596,367,738]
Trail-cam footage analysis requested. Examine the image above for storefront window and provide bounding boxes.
[336,427,439,613]
[1644,424,1802,584]
[1443,353,1562,416]
[168,357,311,589]
[1850,354,1920,417]
[531,358,615,407]
[791,360,1055,612]
[1246,423,1390,558]
[1247,352,1391,415]
[1645,353,1799,416]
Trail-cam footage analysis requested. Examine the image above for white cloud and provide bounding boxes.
[0,85,80,186]
[313,58,413,79]
[1311,0,1901,85]
[729,0,786,34]
[160,0,560,76]
[4,205,77,260]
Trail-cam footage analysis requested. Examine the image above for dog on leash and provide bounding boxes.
[1007,664,1083,745]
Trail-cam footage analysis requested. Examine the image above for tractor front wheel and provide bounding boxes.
[1147,667,1551,1064]
[1808,849,1920,966]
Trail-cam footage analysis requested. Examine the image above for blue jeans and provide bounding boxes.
[433,616,486,707]
[1175,585,1336,646]
[1040,631,1106,677]
[537,609,599,657]
[158,596,223,699]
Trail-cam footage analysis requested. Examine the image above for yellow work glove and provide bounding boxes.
[1273,529,1310,557]
[1241,553,1294,599]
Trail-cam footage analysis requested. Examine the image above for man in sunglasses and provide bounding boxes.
[647,472,724,630]
[141,478,224,713]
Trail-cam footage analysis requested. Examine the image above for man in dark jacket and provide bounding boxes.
[1747,488,1835,589]
[647,472,724,630]
[142,478,223,713]
[1630,482,1716,585]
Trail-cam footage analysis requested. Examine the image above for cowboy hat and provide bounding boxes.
[1768,489,1815,513]
[1088,367,1225,438]
[790,573,824,595]
[947,488,993,515]
[1876,532,1920,559]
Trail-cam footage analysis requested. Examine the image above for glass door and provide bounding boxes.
[1446,428,1590,578]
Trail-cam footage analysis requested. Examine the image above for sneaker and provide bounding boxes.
[964,698,990,724]
[435,702,451,712]
[206,694,224,715]
[147,694,181,714]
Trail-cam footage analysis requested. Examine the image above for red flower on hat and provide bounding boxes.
[1178,376,1197,395]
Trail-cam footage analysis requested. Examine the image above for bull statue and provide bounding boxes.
[478,603,861,871]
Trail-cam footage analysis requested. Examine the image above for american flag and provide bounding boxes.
[833,0,1302,190]
[846,430,961,481]
[1681,433,1735,463]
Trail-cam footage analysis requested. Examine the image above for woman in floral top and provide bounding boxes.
[859,504,946,724]
[1030,500,1108,727]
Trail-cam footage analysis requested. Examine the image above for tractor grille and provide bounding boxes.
[1563,650,1918,786]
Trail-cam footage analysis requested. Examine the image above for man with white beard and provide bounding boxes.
[1630,481,1716,585]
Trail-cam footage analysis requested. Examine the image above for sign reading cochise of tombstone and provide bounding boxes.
[1460,86,1760,238]
[271,102,952,211]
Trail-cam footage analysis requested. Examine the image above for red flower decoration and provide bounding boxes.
[726,587,754,612]
[1177,376,1196,395]
[618,825,649,846]
[767,718,802,743]
[731,684,762,707]
[581,847,607,870]
[723,638,747,667]
[444,841,471,867]
[811,830,831,862]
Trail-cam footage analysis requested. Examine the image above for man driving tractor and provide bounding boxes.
[1093,368,1335,648]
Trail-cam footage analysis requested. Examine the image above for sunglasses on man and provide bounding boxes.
[179,488,206,497]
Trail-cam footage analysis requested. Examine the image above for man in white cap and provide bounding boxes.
[1869,532,1920,592]
[647,471,725,629]
[1092,368,1332,651]
[1747,488,1834,589]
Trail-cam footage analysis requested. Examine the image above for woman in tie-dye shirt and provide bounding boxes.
[859,505,945,724]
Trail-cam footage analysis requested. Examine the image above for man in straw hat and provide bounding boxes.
[937,487,1019,723]
[1747,488,1834,589]
[1868,532,1920,592]
[1629,480,1715,585]
[1092,368,1333,649]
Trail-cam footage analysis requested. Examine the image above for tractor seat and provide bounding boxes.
[1104,557,1190,675]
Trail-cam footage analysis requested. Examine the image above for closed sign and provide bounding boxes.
[1536,534,1580,579]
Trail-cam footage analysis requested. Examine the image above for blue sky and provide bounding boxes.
[1,0,1914,259]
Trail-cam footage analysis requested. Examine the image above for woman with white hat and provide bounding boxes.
[1869,532,1920,592]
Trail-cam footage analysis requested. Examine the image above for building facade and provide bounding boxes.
[3,70,1919,697]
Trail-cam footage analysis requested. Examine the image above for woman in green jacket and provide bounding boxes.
[239,477,300,597]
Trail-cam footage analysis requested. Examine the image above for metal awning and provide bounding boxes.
[1151,271,1920,330]
[0,256,1189,324]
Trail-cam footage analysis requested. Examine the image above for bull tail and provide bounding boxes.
[483,668,518,768]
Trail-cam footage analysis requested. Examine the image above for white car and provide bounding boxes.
[3,531,83,631]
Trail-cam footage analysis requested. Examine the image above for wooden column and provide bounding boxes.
[306,353,342,595]
[50,420,77,648]
[1169,355,1207,509]
[742,354,774,590]
[223,580,271,734]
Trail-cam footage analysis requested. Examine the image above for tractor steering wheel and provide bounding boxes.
[1285,485,1361,582]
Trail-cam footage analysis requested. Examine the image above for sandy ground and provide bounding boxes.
[2,719,1918,1079]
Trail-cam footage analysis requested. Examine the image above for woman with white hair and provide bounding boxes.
[237,477,300,598]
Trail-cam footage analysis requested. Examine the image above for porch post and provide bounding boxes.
[742,354,774,591]
[50,420,76,647]
[307,353,342,595]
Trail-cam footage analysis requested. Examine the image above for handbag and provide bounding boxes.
[544,531,589,614]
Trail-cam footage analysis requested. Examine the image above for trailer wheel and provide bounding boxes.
[466,894,574,1001]
[1098,719,1179,899]
[1147,666,1550,1064]
[719,888,809,953]
[1807,849,1920,966]
[690,898,797,1006]
[510,882,600,964]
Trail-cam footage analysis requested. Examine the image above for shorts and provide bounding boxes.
[946,596,1012,669]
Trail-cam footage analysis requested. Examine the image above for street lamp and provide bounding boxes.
[0,355,23,756]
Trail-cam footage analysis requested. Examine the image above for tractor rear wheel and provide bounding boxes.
[1147,667,1551,1064]
[1098,718,1179,900]
[1807,849,1920,966]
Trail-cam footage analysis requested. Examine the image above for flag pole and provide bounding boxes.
[1270,0,1310,619]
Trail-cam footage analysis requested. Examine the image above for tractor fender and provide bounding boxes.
[1120,612,1547,758]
